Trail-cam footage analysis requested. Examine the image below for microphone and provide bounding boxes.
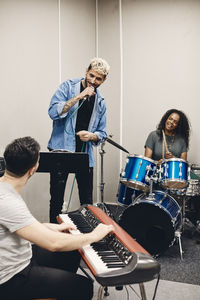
[83,96,88,101]
[83,86,95,101]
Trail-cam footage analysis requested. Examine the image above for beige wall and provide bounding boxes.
[0,0,200,221]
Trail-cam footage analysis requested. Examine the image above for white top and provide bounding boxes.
[0,182,36,284]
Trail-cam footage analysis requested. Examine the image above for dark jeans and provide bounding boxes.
[50,168,93,223]
[0,245,93,300]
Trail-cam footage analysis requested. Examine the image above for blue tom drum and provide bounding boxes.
[121,155,157,192]
[160,158,189,189]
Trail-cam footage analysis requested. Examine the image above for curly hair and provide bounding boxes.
[157,109,191,149]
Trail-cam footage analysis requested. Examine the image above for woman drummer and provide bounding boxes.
[144,109,200,232]
[144,108,190,164]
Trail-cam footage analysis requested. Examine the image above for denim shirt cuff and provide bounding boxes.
[57,102,68,119]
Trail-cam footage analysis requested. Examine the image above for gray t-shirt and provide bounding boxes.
[145,130,187,161]
[0,182,36,284]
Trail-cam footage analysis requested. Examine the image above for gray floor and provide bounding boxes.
[78,269,200,300]
[92,279,200,300]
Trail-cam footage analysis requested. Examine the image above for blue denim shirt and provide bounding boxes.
[48,78,107,167]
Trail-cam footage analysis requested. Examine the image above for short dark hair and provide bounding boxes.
[4,136,40,177]
[157,109,191,149]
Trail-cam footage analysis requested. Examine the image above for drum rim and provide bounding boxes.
[162,158,188,164]
[126,154,156,165]
[162,179,187,183]
[134,189,181,210]
[120,179,149,191]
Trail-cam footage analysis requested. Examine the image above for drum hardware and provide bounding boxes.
[145,178,156,201]
[186,179,200,197]
[174,230,183,260]
[144,171,160,201]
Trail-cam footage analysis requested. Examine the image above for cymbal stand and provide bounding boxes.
[171,188,185,261]
[175,230,183,261]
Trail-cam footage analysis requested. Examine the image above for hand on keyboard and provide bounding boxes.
[91,223,114,243]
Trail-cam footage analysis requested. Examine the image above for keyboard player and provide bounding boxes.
[0,136,114,300]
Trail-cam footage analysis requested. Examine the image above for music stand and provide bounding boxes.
[37,151,89,174]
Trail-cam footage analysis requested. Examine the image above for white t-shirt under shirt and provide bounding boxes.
[0,182,36,284]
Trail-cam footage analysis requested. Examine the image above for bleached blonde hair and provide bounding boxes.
[88,57,110,77]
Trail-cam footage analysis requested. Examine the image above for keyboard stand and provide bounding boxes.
[97,283,147,300]
[79,262,148,300]
[139,283,147,300]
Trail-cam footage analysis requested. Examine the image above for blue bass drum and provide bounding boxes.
[160,158,189,189]
[121,155,157,192]
[119,190,182,256]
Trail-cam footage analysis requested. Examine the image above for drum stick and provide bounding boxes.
[162,130,169,157]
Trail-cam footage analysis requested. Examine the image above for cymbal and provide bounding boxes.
[105,137,129,154]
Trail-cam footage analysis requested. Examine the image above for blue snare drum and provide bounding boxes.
[121,155,157,192]
[117,182,143,206]
[160,158,189,189]
[119,190,182,256]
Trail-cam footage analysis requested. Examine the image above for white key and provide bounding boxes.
[59,214,121,274]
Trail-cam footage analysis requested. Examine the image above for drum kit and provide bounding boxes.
[117,155,200,259]
[99,136,200,259]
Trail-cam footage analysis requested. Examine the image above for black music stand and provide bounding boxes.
[37,151,89,174]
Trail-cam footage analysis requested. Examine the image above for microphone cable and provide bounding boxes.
[64,98,86,135]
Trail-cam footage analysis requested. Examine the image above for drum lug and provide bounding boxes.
[164,163,168,177]
[188,166,191,180]
[136,160,143,179]
[171,217,176,225]
[179,162,182,178]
